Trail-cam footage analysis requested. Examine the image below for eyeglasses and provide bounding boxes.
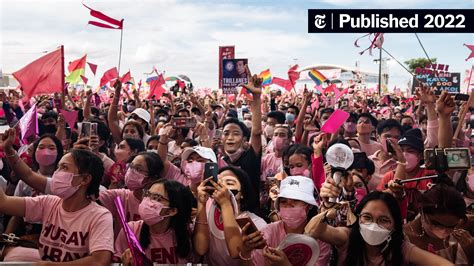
[129,164,149,175]
[143,189,169,202]
[359,213,393,229]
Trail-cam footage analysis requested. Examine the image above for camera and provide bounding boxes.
[424,148,471,173]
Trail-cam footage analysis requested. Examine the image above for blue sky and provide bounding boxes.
[1,0,473,90]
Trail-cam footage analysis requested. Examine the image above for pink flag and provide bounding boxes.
[272,77,292,91]
[80,75,88,85]
[114,197,152,266]
[464,44,474,61]
[311,97,319,112]
[83,4,123,30]
[287,64,300,87]
[321,109,349,134]
[12,48,63,99]
[314,85,324,95]
[405,105,414,116]
[19,103,38,142]
[119,71,131,84]
[100,67,118,87]
[147,74,166,99]
[88,62,98,75]
[59,109,78,130]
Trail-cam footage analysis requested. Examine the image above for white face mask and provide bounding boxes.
[359,223,392,246]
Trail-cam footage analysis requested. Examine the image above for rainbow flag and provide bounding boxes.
[259,69,272,87]
[65,54,86,84]
[308,68,327,85]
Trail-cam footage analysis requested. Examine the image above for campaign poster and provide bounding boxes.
[412,72,461,94]
[218,46,235,89]
[222,59,248,94]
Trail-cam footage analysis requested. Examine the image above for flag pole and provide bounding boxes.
[60,45,66,109]
[118,21,124,74]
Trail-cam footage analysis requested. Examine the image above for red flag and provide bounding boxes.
[464,44,474,61]
[88,62,98,75]
[137,79,142,88]
[100,67,119,87]
[287,64,300,87]
[80,75,88,84]
[19,103,38,142]
[272,77,292,91]
[59,109,78,130]
[119,71,131,84]
[147,74,165,99]
[177,79,185,89]
[12,48,63,99]
[83,4,123,30]
[67,54,86,73]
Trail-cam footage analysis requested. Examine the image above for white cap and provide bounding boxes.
[277,176,317,208]
[131,108,151,124]
[181,146,217,163]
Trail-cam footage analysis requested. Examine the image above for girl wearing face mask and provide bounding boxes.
[0,130,114,264]
[115,179,195,264]
[260,126,291,182]
[404,183,471,265]
[238,175,317,266]
[108,138,145,188]
[194,166,264,266]
[100,152,164,236]
[287,145,312,178]
[307,191,452,265]
[2,134,64,261]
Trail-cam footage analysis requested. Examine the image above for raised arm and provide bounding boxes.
[295,92,310,143]
[2,129,48,192]
[417,86,438,148]
[83,90,93,121]
[0,185,25,218]
[193,178,212,256]
[242,65,263,154]
[108,79,123,145]
[157,124,174,175]
[436,91,455,148]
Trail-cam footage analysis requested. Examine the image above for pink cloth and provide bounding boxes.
[316,240,332,266]
[260,152,283,181]
[359,140,383,157]
[311,154,325,191]
[251,221,287,266]
[164,163,189,185]
[115,220,194,263]
[24,195,114,262]
[3,247,40,262]
[99,189,141,237]
[368,150,397,191]
[424,119,438,148]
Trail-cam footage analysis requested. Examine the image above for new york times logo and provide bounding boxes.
[308,9,474,33]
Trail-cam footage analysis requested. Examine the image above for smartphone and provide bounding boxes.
[235,216,265,249]
[215,129,223,139]
[172,117,197,129]
[90,123,98,137]
[204,162,218,190]
[424,148,471,171]
[80,122,91,138]
[386,140,395,154]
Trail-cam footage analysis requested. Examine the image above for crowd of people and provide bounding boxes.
[0,67,471,266]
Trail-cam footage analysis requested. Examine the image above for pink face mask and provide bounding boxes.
[290,166,311,177]
[355,187,368,203]
[35,148,57,166]
[50,171,80,199]
[403,152,419,172]
[124,168,146,190]
[138,197,170,225]
[272,136,286,152]
[184,161,204,184]
[279,206,307,228]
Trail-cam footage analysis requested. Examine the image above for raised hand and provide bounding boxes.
[240,65,263,95]
[416,85,436,104]
[435,90,455,116]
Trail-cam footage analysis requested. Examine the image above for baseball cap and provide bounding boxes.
[277,176,317,208]
[181,146,217,163]
[131,108,151,124]
[398,128,424,153]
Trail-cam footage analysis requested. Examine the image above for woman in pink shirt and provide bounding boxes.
[1,129,114,264]
[116,179,195,264]
[107,138,145,188]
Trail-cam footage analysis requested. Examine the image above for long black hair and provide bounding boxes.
[32,134,64,171]
[135,151,164,182]
[70,149,104,199]
[139,179,193,259]
[345,192,403,266]
[218,166,257,212]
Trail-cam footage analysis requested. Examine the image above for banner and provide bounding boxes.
[412,72,461,94]
[218,46,235,89]
[222,59,248,94]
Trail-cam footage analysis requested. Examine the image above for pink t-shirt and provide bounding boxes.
[3,247,40,262]
[24,195,114,262]
[251,221,287,266]
[99,189,142,237]
[115,220,194,264]
[260,152,283,181]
